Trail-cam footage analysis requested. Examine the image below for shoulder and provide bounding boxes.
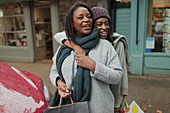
[99,39,112,47]
[113,35,128,49]
[96,39,116,54]
[117,40,125,48]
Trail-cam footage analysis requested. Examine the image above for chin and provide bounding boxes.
[83,31,91,35]
[100,36,107,39]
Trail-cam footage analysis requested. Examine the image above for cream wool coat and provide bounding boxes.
[50,35,122,113]
[110,33,131,108]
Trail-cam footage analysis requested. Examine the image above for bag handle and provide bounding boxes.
[59,95,74,107]
[48,95,74,109]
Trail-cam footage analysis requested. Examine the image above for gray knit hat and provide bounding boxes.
[91,7,111,22]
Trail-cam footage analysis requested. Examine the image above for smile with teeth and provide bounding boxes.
[101,31,107,34]
[83,24,90,27]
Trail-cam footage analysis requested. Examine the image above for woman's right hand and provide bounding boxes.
[57,79,71,98]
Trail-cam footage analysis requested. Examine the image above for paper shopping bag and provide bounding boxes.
[125,101,144,113]
[43,97,89,113]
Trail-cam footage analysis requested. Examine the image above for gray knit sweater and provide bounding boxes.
[49,39,122,113]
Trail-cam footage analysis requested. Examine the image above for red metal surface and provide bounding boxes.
[0,61,47,113]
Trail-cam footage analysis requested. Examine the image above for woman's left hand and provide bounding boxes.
[114,108,121,113]
[75,55,96,72]
[74,44,86,56]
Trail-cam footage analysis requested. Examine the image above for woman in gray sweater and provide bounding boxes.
[49,2,122,113]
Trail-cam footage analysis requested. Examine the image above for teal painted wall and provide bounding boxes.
[129,0,148,75]
[144,53,170,75]
[116,8,131,46]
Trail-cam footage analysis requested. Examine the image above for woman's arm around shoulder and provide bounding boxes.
[54,31,85,55]
[54,31,67,45]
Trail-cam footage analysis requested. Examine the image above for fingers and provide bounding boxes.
[57,79,68,92]
[57,79,71,98]
[57,82,71,98]
[58,88,71,98]
[59,83,69,93]
[75,51,85,56]
[75,57,81,66]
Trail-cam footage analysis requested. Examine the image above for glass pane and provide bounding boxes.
[146,0,170,53]
[15,16,25,31]
[4,32,27,47]
[4,17,14,31]
[0,2,26,47]
[0,18,5,31]
[16,33,27,47]
[0,3,23,16]
[14,4,24,15]
[1,3,14,16]
[0,33,7,46]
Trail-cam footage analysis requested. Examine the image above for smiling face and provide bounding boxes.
[73,7,92,38]
[95,17,110,39]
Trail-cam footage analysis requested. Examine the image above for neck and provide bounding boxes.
[77,34,83,38]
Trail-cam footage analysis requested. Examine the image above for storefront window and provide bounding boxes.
[0,3,27,47]
[146,0,170,53]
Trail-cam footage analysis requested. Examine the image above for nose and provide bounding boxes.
[83,17,90,22]
[101,24,107,29]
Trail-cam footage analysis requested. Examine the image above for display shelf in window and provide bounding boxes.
[0,2,26,47]
[0,30,26,34]
[35,21,51,24]
[1,14,24,18]
[151,7,170,53]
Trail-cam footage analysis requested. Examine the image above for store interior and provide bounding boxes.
[34,0,53,60]
[0,1,53,60]
[147,0,170,53]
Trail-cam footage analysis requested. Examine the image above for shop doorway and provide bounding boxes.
[34,1,53,61]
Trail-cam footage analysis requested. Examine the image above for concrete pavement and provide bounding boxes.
[2,61,170,113]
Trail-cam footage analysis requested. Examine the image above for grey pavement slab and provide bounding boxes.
[127,75,170,113]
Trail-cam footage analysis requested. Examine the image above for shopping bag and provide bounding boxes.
[43,96,89,113]
[125,101,144,113]
[123,101,129,112]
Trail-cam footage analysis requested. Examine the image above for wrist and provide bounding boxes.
[90,60,96,72]
[72,42,77,50]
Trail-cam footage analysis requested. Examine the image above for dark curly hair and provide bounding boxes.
[64,2,93,42]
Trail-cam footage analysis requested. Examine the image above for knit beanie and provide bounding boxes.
[91,7,111,22]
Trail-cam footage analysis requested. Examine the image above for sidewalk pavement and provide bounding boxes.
[2,61,170,113]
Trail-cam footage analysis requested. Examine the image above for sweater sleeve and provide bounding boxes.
[49,46,61,87]
[111,41,129,108]
[91,42,123,85]
[116,42,126,67]
[54,31,67,46]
